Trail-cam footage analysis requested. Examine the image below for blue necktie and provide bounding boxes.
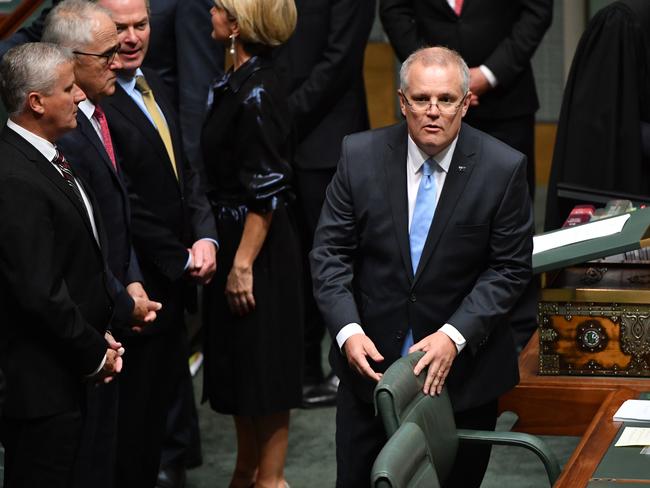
[401,158,438,356]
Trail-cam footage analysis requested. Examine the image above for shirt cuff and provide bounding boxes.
[479,65,498,88]
[439,323,466,353]
[86,353,107,378]
[184,238,220,271]
[336,323,365,350]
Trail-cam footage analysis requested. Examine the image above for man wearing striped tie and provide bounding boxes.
[311,46,534,487]
[0,42,124,488]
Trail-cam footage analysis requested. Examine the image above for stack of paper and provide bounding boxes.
[613,400,650,422]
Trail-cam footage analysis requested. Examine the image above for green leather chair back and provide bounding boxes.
[374,352,458,484]
[371,422,441,488]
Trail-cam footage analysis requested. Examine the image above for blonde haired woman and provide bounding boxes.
[201,1,301,487]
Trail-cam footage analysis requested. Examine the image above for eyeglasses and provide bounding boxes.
[73,44,120,68]
[400,91,468,115]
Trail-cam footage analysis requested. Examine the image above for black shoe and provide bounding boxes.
[301,373,339,408]
[156,464,186,488]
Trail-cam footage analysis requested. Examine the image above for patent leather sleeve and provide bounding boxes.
[236,85,293,214]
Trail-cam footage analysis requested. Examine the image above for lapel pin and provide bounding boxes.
[457,165,466,172]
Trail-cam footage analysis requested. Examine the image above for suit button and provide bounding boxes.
[396,330,404,341]
[409,294,417,303]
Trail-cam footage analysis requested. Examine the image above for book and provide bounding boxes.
[613,400,650,422]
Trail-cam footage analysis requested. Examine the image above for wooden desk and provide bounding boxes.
[555,388,650,487]
[499,332,650,436]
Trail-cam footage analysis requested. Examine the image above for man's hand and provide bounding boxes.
[127,282,162,332]
[94,332,125,384]
[225,264,255,316]
[343,334,384,382]
[188,240,217,284]
[409,331,457,396]
[469,67,491,106]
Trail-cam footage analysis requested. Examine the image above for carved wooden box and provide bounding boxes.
[539,265,650,376]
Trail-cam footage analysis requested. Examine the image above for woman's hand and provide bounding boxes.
[225,263,256,316]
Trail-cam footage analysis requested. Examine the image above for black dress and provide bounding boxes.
[200,54,303,415]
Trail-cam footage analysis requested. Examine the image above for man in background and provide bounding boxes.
[273,0,376,407]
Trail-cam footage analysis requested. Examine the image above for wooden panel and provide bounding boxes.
[499,331,650,436]
[0,0,43,39]
[364,42,398,129]
[535,122,557,187]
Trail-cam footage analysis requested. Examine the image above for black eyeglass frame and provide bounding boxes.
[73,44,120,67]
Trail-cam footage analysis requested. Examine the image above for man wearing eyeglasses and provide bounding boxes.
[311,46,534,488]
[41,1,163,487]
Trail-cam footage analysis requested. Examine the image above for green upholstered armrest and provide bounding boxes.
[372,422,441,488]
[457,429,561,485]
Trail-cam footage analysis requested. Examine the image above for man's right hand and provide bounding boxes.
[93,348,123,384]
[127,282,162,332]
[343,334,384,382]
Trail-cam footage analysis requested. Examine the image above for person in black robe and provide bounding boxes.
[545,0,650,230]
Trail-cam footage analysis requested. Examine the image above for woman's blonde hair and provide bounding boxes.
[220,0,296,47]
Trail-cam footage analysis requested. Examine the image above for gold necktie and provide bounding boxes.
[135,75,178,180]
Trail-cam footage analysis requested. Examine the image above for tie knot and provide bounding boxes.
[422,158,435,177]
[135,75,151,95]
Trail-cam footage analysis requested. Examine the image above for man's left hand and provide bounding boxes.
[188,240,217,284]
[409,331,457,396]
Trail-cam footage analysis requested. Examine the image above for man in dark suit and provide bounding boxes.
[379,0,552,199]
[273,0,376,407]
[42,2,163,486]
[95,0,218,486]
[310,47,533,488]
[0,42,123,488]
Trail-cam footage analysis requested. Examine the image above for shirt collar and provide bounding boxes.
[407,134,459,175]
[78,99,96,122]
[116,67,144,95]
[7,118,58,162]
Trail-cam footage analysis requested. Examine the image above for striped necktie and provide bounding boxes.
[52,150,83,204]
[93,105,117,170]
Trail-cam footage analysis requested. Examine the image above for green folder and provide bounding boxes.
[533,207,650,274]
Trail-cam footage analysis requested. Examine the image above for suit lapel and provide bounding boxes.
[77,112,115,175]
[413,124,477,284]
[3,129,99,245]
[383,124,414,283]
[107,84,180,185]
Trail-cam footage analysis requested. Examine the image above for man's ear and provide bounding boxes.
[460,90,472,117]
[398,90,407,118]
[27,92,45,115]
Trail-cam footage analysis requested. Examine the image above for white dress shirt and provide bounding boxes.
[336,135,467,354]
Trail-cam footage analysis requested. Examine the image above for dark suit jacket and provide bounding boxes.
[57,110,142,332]
[379,0,553,121]
[0,127,111,418]
[310,122,533,410]
[273,0,375,169]
[102,68,217,334]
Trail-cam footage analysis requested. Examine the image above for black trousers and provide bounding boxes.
[115,328,185,488]
[72,381,119,488]
[1,410,82,488]
[335,381,498,488]
[294,166,337,384]
[467,114,536,199]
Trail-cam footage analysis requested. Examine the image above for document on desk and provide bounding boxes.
[615,427,650,447]
[533,213,630,255]
[613,399,650,422]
